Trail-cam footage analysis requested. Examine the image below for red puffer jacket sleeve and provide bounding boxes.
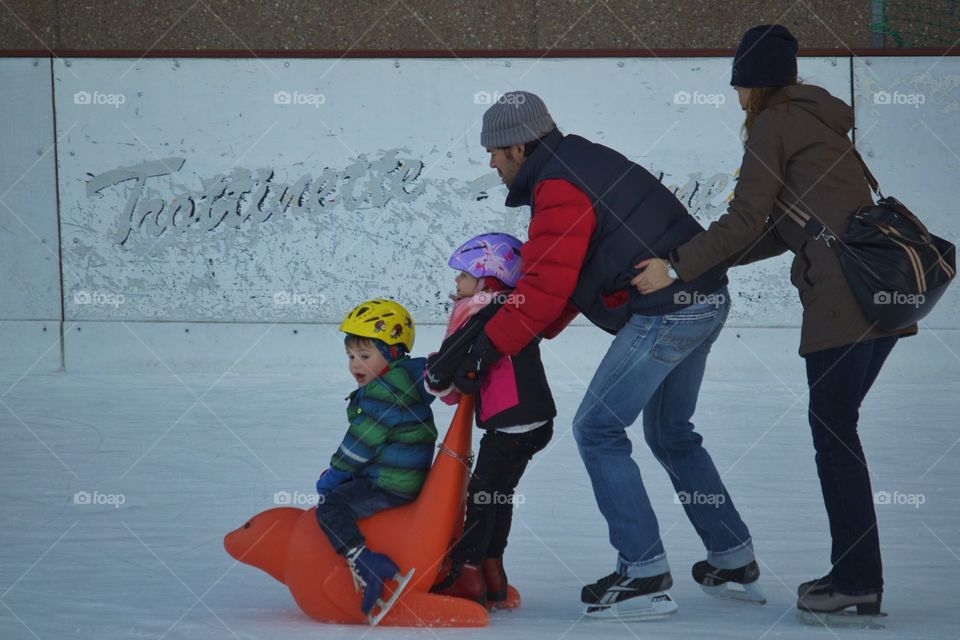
[542,303,580,339]
[484,179,595,356]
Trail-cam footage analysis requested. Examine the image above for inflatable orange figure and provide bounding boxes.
[224,396,517,627]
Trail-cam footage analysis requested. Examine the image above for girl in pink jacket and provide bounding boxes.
[427,233,555,608]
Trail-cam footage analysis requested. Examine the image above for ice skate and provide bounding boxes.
[797,584,886,630]
[582,571,677,621]
[345,545,415,625]
[482,557,520,610]
[430,561,486,606]
[797,574,830,596]
[692,560,766,604]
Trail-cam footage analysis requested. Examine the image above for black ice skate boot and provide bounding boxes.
[692,559,766,604]
[582,571,677,621]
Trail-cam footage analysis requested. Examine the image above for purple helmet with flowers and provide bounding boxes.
[448,232,524,288]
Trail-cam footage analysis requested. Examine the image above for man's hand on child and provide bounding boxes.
[316,467,353,495]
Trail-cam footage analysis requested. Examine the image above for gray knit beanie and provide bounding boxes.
[480,91,555,148]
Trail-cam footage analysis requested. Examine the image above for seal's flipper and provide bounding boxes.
[380,591,488,627]
[321,565,486,626]
[318,565,367,623]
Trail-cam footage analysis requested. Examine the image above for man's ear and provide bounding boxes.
[508,144,526,160]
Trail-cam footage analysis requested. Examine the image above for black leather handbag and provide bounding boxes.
[778,149,955,331]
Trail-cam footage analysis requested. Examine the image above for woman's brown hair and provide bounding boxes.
[742,79,798,139]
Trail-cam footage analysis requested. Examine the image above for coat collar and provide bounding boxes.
[505,127,564,208]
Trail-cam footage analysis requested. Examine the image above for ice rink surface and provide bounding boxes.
[2,325,958,640]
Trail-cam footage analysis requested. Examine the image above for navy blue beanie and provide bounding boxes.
[731,24,798,87]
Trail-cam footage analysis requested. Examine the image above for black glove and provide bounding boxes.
[425,313,492,390]
[453,332,502,395]
[425,351,457,391]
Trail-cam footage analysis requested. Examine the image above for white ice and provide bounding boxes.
[1,325,958,640]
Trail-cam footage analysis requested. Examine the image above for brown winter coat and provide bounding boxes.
[670,84,917,356]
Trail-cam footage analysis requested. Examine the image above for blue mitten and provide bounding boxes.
[316,467,353,496]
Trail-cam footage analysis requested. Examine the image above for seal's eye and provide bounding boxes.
[243,521,251,529]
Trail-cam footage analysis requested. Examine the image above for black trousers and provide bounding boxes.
[805,336,898,594]
[454,421,553,565]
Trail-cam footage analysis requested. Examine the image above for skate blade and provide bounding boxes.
[367,568,416,626]
[584,591,678,621]
[797,609,887,630]
[700,581,767,604]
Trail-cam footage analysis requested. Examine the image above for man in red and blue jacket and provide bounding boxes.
[435,91,763,618]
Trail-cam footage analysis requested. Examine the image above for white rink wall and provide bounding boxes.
[1,55,958,371]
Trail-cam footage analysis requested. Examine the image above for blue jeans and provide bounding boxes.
[573,290,754,578]
[315,478,411,555]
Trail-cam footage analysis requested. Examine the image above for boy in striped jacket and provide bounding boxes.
[314,299,438,620]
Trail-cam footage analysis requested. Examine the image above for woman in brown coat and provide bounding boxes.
[633,25,915,623]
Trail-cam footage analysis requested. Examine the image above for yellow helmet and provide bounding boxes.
[339,299,415,352]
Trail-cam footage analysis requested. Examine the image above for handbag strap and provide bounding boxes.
[774,141,882,252]
[851,148,882,197]
[849,147,934,242]
[775,195,844,254]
